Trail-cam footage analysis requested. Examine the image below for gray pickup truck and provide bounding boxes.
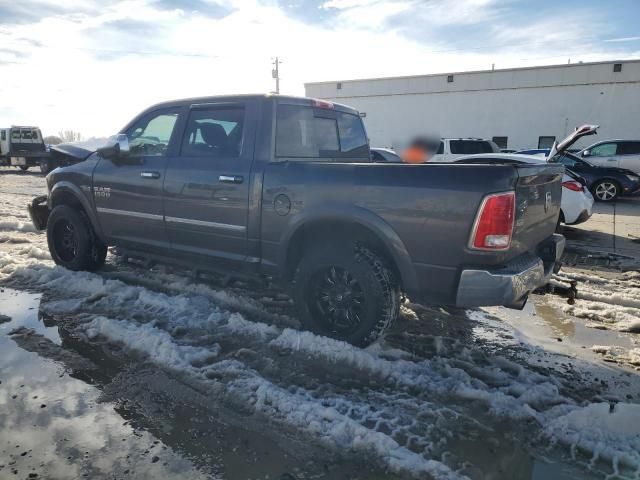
[29,95,565,345]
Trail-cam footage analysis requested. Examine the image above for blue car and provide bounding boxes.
[548,152,640,202]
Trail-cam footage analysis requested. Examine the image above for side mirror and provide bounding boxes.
[97,134,130,160]
[582,150,590,157]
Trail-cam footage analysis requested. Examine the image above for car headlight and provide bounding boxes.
[625,174,640,182]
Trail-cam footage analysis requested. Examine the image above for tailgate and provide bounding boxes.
[510,164,564,254]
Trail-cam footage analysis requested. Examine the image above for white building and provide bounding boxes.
[305,60,640,151]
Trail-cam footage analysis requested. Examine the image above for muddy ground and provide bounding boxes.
[0,169,639,480]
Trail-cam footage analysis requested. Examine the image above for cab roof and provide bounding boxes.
[144,94,359,115]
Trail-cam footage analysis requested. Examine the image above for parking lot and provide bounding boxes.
[564,196,640,258]
[0,169,639,480]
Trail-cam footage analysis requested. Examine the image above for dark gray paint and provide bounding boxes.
[41,94,564,306]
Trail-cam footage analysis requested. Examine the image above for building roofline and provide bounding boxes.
[304,58,640,87]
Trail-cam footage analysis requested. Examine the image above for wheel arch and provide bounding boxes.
[49,182,107,243]
[281,208,417,293]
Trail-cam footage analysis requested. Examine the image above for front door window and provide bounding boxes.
[127,111,179,157]
[590,143,617,157]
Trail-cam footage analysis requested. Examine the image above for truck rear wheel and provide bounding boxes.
[47,205,107,271]
[292,243,400,346]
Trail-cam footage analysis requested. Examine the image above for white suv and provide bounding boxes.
[579,140,640,174]
[430,138,500,162]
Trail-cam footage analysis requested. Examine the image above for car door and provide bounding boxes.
[162,100,257,270]
[617,141,640,174]
[93,107,183,251]
[585,142,619,168]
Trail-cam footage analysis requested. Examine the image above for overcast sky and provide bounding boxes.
[1,0,639,138]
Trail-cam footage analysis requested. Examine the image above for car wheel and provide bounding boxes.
[19,165,29,171]
[40,159,51,174]
[47,205,107,271]
[592,180,619,202]
[292,243,400,346]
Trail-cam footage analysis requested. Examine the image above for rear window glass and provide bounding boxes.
[619,142,640,155]
[450,140,494,154]
[275,105,368,159]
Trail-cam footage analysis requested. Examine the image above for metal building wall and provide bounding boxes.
[305,60,640,151]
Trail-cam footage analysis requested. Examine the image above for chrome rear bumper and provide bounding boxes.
[456,234,565,309]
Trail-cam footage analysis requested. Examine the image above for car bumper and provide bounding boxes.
[456,234,565,309]
[28,195,49,231]
[622,184,640,196]
[567,208,592,225]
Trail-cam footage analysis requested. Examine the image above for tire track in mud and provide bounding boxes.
[1,174,639,479]
[1,260,627,479]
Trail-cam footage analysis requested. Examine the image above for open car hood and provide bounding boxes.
[49,143,95,162]
[548,125,599,159]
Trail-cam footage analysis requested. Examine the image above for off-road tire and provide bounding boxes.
[292,242,400,346]
[47,205,107,271]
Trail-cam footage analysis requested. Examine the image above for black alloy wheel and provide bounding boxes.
[309,265,366,335]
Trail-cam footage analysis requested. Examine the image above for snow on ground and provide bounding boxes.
[552,270,640,327]
[1,171,640,479]
[544,267,640,369]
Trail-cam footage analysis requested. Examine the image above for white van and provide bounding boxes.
[0,126,47,171]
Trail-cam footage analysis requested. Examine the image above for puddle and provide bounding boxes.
[0,288,401,479]
[0,289,60,343]
[0,289,208,479]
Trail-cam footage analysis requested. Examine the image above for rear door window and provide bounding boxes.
[181,107,244,158]
[449,140,494,154]
[618,142,640,155]
[276,104,368,159]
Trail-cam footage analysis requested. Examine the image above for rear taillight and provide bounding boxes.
[470,192,515,250]
[562,180,583,192]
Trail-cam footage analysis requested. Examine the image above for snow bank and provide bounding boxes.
[0,220,36,233]
[84,316,220,372]
[18,245,50,260]
[544,403,640,472]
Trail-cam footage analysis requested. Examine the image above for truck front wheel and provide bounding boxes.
[292,243,400,346]
[47,205,107,271]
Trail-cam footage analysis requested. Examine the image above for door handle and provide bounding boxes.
[219,175,244,184]
[607,158,616,162]
[141,171,161,179]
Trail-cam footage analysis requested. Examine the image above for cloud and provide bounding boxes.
[604,36,640,43]
[0,0,637,137]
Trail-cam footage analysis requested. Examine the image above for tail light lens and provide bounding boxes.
[470,192,515,250]
[562,180,583,192]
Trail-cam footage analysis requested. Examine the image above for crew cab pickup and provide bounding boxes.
[29,95,565,346]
